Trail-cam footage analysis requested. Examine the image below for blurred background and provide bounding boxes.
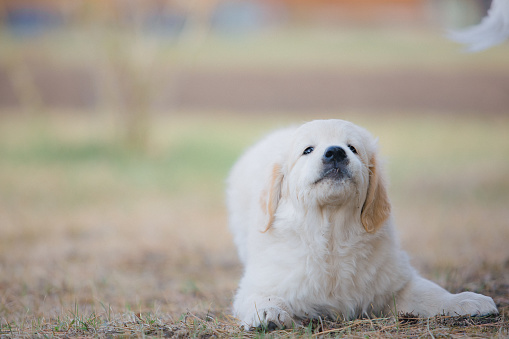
[1,0,508,323]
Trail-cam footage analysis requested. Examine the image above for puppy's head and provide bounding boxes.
[263,120,390,233]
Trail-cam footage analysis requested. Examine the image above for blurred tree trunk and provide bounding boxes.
[5,53,45,118]
[73,0,216,152]
[77,0,156,151]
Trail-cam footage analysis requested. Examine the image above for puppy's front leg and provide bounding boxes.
[233,293,295,330]
[396,275,498,317]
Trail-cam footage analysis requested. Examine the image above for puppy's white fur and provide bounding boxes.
[449,0,509,52]
[227,119,497,329]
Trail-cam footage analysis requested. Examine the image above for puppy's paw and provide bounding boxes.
[238,296,295,331]
[444,292,498,316]
[250,305,294,331]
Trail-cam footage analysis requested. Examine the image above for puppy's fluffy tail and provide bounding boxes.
[448,0,509,52]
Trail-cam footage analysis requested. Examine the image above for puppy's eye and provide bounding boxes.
[302,146,314,155]
[348,145,358,154]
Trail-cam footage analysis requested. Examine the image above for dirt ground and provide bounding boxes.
[1,65,508,114]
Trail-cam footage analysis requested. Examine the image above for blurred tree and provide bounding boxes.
[4,51,45,117]
[85,0,218,151]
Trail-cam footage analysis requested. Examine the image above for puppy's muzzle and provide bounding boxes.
[315,146,350,183]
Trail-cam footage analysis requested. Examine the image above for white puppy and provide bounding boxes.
[227,119,497,329]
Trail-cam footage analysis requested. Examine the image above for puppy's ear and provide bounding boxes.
[260,164,284,232]
[361,154,391,233]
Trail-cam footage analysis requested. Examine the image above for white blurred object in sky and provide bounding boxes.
[449,0,509,51]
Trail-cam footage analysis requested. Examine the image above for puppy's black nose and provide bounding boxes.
[323,146,347,163]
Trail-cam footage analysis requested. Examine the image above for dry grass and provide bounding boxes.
[1,309,508,338]
[0,112,508,337]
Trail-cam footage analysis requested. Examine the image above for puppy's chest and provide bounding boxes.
[301,238,363,295]
[272,222,372,298]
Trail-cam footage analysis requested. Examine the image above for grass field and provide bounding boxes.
[0,111,508,337]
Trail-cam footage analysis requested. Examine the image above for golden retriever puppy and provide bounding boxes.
[227,119,497,329]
